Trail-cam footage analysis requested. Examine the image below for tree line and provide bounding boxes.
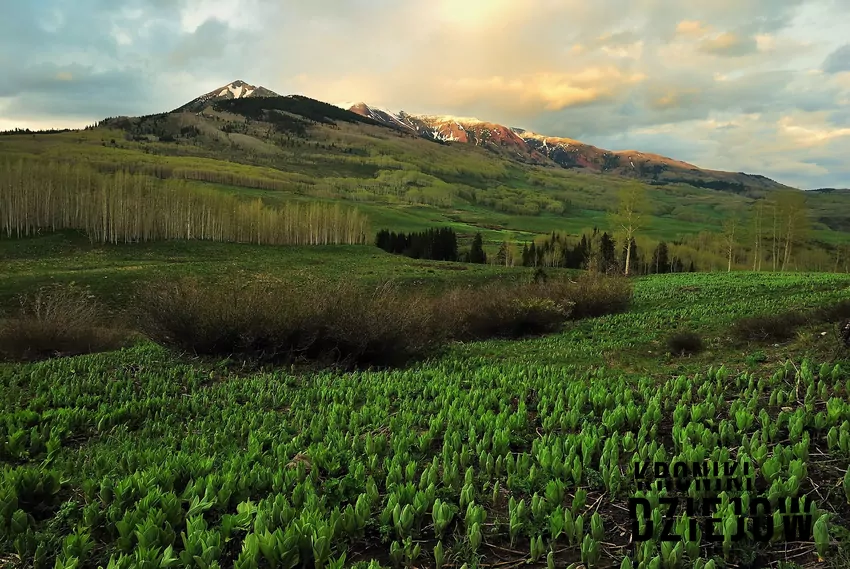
[375,228,459,261]
[475,182,848,274]
[492,229,694,274]
[0,158,370,245]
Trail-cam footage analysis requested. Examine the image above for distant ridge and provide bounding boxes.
[346,102,794,192]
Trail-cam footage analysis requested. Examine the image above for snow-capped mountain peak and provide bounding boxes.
[174,80,280,113]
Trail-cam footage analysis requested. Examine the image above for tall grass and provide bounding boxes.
[136,278,440,367]
[0,273,633,366]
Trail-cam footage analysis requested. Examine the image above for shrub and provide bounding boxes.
[137,278,439,368]
[543,273,633,319]
[0,284,130,362]
[666,331,704,356]
[731,300,850,345]
[731,311,809,343]
[137,272,633,368]
[810,300,850,324]
[428,273,630,341]
[435,285,572,341]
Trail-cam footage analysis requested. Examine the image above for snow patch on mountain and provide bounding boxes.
[174,80,279,113]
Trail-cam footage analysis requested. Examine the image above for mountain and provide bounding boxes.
[174,80,280,113]
[347,103,793,193]
[57,81,850,238]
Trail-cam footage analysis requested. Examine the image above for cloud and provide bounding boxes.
[167,18,233,66]
[698,32,759,57]
[676,20,710,38]
[446,69,647,113]
[823,44,850,74]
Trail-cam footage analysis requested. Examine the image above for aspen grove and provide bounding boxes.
[0,159,370,245]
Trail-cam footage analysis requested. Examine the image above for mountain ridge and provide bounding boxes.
[121,80,798,195]
[345,102,794,193]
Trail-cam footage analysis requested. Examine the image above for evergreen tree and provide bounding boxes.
[600,232,617,273]
[651,242,670,274]
[496,242,508,266]
[469,232,487,264]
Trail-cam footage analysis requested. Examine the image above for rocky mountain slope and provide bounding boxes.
[347,103,793,193]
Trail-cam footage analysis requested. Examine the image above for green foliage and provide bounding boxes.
[1,246,850,568]
[2,122,849,270]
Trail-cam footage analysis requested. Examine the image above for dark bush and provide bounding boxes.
[137,272,633,367]
[137,278,440,368]
[549,273,633,319]
[435,285,572,341]
[532,267,548,284]
[667,331,704,356]
[810,300,850,323]
[731,311,809,343]
[436,273,631,341]
[731,300,850,345]
[0,284,130,362]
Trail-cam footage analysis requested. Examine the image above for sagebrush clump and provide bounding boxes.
[0,284,130,362]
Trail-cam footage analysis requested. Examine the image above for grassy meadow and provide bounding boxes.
[1,233,850,568]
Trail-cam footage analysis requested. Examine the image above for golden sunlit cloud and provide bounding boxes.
[445,69,647,113]
[601,43,644,59]
[755,34,775,52]
[778,114,850,147]
[699,32,757,56]
[676,20,710,37]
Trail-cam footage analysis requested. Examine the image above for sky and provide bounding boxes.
[1,0,849,189]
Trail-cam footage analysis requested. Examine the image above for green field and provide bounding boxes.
[1,238,849,569]
[0,232,546,309]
